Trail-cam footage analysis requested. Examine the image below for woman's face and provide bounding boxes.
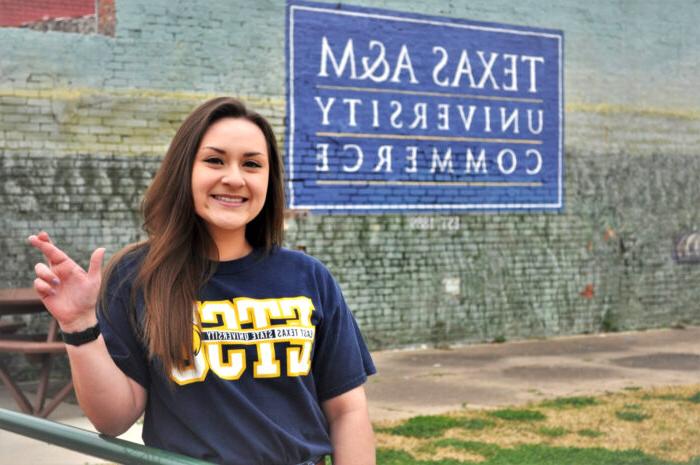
[191,117,269,244]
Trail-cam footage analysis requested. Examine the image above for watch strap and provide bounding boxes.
[61,322,101,346]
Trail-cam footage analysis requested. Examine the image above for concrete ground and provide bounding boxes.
[365,326,700,421]
[1,326,699,464]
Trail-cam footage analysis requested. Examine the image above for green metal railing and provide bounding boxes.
[0,407,213,465]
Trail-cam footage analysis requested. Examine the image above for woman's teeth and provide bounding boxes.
[213,195,245,204]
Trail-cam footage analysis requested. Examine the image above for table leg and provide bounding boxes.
[34,354,52,413]
[39,379,74,418]
[0,361,33,414]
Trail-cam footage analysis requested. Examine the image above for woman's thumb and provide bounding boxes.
[87,247,106,279]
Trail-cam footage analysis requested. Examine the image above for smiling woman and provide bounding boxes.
[26,97,376,465]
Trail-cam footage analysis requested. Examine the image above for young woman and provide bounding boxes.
[28,97,376,465]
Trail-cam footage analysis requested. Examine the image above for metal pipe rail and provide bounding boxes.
[0,407,213,465]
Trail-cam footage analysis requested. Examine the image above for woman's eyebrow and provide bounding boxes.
[201,146,265,158]
[202,145,226,154]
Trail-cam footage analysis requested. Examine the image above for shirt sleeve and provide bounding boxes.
[312,270,376,402]
[97,259,151,389]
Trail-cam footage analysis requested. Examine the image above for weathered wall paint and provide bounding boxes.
[1,1,698,374]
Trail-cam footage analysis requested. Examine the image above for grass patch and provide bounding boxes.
[644,394,685,401]
[538,426,569,437]
[382,415,497,438]
[377,448,465,465]
[377,444,695,465]
[578,428,605,438]
[461,418,495,430]
[616,410,651,422]
[541,396,598,409]
[489,408,546,421]
[383,416,467,438]
[375,384,700,463]
[688,392,700,404]
[433,438,501,458]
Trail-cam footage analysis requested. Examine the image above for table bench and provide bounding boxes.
[0,288,74,418]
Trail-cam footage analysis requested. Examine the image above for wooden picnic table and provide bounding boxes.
[0,288,73,418]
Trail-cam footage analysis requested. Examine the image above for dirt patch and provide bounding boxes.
[610,353,700,371]
[366,377,516,406]
[392,350,503,368]
[501,364,617,381]
[487,337,634,357]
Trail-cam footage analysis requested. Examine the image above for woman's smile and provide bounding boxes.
[211,194,248,206]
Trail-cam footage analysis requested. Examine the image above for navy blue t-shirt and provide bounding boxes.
[98,246,376,465]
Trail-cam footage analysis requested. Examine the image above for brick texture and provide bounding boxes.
[1,1,699,381]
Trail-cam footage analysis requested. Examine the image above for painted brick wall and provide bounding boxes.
[0,0,95,26]
[1,1,699,381]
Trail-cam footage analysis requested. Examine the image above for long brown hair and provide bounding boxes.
[101,97,285,375]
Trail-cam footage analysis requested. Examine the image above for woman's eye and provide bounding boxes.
[204,157,223,165]
[244,160,262,168]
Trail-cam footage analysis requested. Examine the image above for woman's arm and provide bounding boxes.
[28,232,146,436]
[321,385,376,465]
[66,335,147,435]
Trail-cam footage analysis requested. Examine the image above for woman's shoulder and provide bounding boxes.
[116,242,148,269]
[268,246,338,286]
[104,242,149,287]
[269,246,329,271]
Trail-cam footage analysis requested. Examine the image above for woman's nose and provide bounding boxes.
[221,166,245,186]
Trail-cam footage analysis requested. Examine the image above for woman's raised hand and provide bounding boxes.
[27,231,105,332]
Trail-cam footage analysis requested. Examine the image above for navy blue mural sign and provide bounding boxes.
[285,0,564,212]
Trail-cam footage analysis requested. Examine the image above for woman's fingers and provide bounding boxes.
[34,262,61,286]
[37,231,52,243]
[33,277,55,299]
[27,234,71,267]
[35,231,54,264]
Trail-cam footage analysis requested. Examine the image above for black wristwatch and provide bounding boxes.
[61,323,101,346]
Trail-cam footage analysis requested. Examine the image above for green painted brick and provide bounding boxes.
[0,1,699,365]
